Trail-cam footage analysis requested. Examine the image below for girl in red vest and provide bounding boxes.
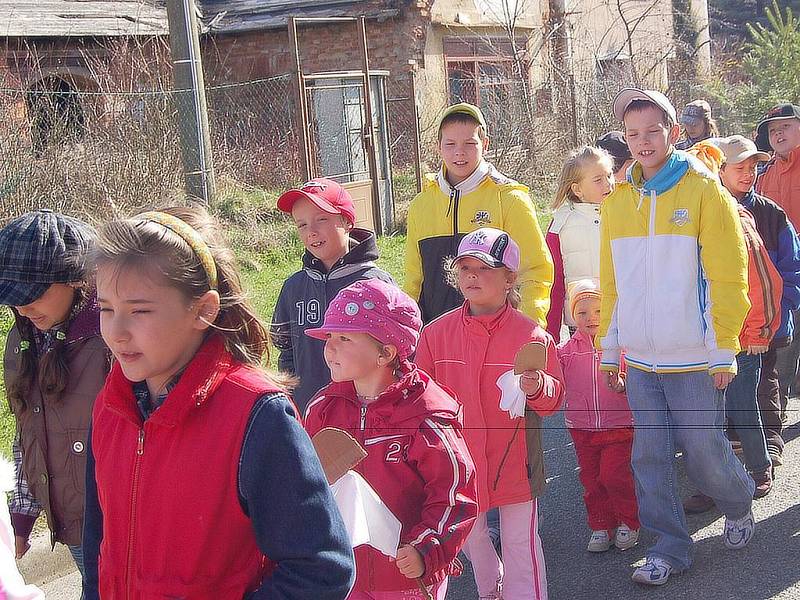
[83,206,354,600]
[416,228,565,600]
[303,279,478,600]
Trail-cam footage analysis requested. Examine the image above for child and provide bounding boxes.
[272,178,394,413]
[416,227,564,600]
[0,210,103,591]
[557,279,639,553]
[0,458,43,600]
[756,103,800,451]
[545,146,614,342]
[404,102,553,325]
[303,279,477,600]
[675,99,718,150]
[600,88,754,585]
[83,207,354,600]
[595,131,634,182]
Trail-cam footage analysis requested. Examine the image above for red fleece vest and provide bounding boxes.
[92,337,279,599]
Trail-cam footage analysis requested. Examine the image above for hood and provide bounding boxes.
[301,228,380,275]
[321,366,461,425]
[66,292,101,345]
[430,160,525,198]
[627,149,694,196]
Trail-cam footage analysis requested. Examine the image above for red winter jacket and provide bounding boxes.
[416,302,564,512]
[91,336,276,599]
[304,367,477,592]
[557,330,633,431]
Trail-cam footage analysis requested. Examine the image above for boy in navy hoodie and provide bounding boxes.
[271,179,394,412]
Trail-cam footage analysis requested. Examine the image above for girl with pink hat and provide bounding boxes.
[416,227,565,600]
[304,279,478,600]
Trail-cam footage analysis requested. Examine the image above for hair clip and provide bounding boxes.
[55,331,66,341]
[16,340,30,353]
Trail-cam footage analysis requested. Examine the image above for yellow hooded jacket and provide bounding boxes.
[404,162,553,324]
[597,153,749,375]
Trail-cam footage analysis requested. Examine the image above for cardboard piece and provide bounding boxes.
[312,427,368,485]
[513,341,547,374]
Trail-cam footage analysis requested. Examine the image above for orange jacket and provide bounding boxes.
[757,148,800,231]
[738,206,783,348]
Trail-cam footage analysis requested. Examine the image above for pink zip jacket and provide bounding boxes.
[557,330,632,431]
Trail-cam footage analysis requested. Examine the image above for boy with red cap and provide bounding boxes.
[272,179,394,412]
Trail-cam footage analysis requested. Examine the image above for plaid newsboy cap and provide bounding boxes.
[0,210,96,307]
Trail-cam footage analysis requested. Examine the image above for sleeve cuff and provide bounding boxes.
[11,512,37,540]
[708,348,737,374]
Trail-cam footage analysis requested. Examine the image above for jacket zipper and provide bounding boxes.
[125,428,145,599]
[451,189,461,253]
[592,349,600,429]
[645,190,657,364]
[360,404,367,432]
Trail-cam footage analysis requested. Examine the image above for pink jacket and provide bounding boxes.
[557,330,633,430]
[416,302,564,512]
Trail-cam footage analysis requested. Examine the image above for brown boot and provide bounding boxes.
[751,468,773,499]
[683,492,715,514]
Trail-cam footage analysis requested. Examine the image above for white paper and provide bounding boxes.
[497,369,527,418]
[331,470,402,558]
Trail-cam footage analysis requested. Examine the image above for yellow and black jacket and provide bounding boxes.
[404,161,553,324]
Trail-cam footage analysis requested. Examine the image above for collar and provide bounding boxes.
[460,300,513,334]
[628,149,691,196]
[436,160,492,197]
[776,146,800,170]
[103,335,235,427]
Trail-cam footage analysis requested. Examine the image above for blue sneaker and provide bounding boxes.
[724,509,755,549]
[631,557,673,586]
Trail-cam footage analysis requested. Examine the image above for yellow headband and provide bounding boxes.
[137,211,218,290]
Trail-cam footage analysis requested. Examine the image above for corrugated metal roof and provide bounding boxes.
[199,0,398,34]
[0,0,168,38]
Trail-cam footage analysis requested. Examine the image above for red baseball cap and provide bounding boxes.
[277,178,356,224]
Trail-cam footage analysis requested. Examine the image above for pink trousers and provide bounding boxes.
[462,500,548,600]
[347,578,448,600]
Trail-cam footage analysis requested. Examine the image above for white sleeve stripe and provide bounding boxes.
[408,418,461,546]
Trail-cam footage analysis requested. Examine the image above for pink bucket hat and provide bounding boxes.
[305,279,422,359]
[453,227,520,272]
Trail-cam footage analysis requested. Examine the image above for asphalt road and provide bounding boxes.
[25,399,800,599]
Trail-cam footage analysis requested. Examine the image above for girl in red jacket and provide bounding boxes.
[304,279,478,600]
[416,228,564,600]
[556,279,639,553]
[83,207,354,600]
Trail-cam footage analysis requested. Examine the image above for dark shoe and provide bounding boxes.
[751,468,773,499]
[770,451,783,467]
[683,493,715,514]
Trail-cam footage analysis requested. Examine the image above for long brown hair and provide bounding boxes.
[91,205,280,373]
[7,286,89,413]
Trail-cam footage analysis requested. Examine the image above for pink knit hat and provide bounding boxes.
[568,279,601,319]
[305,279,422,359]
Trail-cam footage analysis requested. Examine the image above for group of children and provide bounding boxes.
[0,88,798,599]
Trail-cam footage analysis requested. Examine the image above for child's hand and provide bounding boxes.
[713,371,735,390]
[396,544,425,578]
[519,370,543,397]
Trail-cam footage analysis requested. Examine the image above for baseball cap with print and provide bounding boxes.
[277,178,356,224]
[453,227,520,272]
[680,100,712,127]
[437,102,488,133]
[755,103,800,151]
[613,88,677,125]
[715,135,770,165]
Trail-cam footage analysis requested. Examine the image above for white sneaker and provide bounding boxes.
[587,529,613,552]
[724,509,755,549]
[614,523,639,550]
[631,557,673,586]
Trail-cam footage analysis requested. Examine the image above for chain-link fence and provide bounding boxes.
[0,73,302,223]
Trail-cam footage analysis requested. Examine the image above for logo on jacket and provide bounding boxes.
[471,210,491,225]
[670,208,690,226]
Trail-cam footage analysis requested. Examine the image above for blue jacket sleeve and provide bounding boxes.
[271,283,296,375]
[82,422,102,600]
[777,223,800,312]
[239,393,354,600]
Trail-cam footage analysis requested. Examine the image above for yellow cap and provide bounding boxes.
[437,102,487,132]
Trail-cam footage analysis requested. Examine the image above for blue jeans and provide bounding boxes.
[725,352,771,473]
[626,369,754,570]
[68,543,86,600]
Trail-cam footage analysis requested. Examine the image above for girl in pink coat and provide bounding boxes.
[416,228,564,600]
[556,279,639,553]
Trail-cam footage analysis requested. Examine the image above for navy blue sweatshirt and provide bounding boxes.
[82,393,355,600]
[271,229,394,412]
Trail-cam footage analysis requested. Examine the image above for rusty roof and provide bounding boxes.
[0,0,168,37]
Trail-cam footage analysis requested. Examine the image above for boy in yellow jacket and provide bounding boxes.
[403,103,552,324]
[598,89,755,586]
